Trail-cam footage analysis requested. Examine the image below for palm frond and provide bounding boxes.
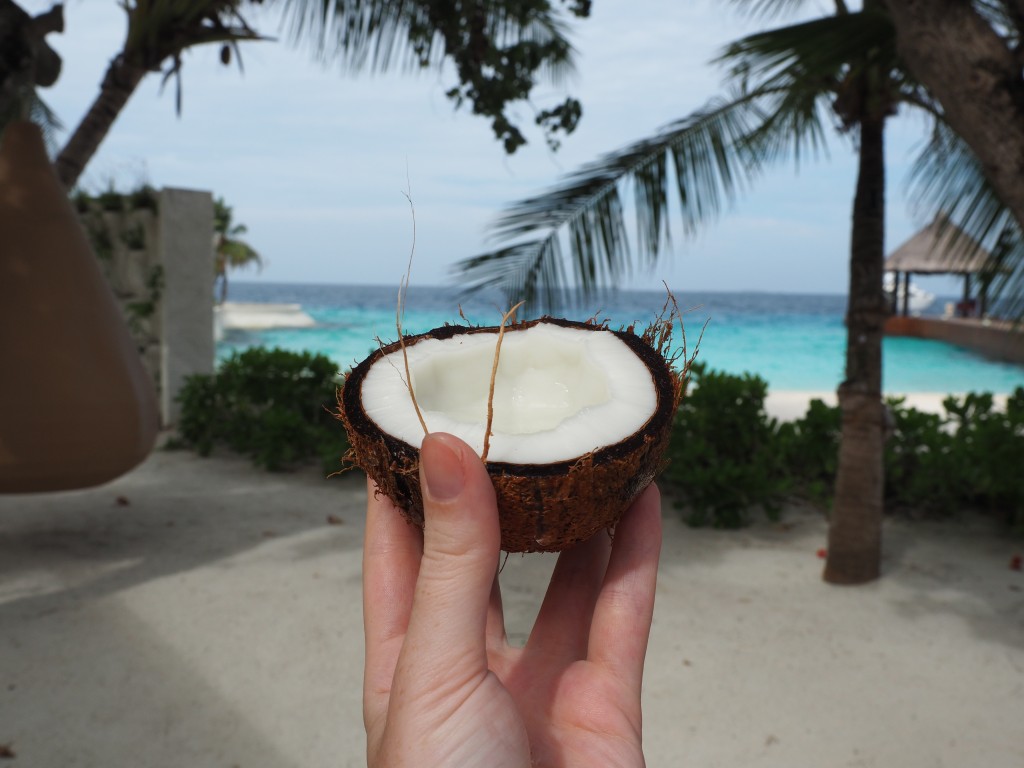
[274,0,421,72]
[273,0,575,76]
[715,9,897,100]
[120,0,269,116]
[973,1,1022,43]
[124,1,268,67]
[907,119,1024,318]
[455,91,781,312]
[29,93,63,151]
[727,0,834,22]
[456,240,570,312]
[455,12,880,312]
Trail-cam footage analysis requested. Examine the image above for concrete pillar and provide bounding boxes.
[158,188,214,425]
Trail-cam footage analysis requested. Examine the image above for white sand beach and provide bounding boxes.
[1,393,1022,767]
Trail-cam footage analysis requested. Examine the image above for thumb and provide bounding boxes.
[400,432,500,669]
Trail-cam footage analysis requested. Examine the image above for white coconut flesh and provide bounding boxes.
[360,322,658,464]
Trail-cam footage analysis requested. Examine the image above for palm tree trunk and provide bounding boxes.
[884,0,1024,233]
[54,55,147,190]
[824,114,887,585]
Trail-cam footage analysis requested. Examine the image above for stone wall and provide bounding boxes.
[79,187,214,426]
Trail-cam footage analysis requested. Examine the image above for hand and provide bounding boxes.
[362,432,662,768]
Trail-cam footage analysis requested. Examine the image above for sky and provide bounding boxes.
[24,0,964,295]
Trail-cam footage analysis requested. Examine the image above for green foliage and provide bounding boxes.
[97,188,126,211]
[213,196,261,302]
[661,363,787,528]
[125,265,164,330]
[776,398,841,506]
[127,184,159,211]
[661,369,1024,533]
[882,397,960,514]
[120,222,147,250]
[880,392,1024,529]
[175,348,349,472]
[289,0,590,154]
[89,225,114,261]
[172,348,1022,532]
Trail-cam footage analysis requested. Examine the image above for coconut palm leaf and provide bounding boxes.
[457,12,894,311]
[29,92,61,146]
[973,1,1023,39]
[275,0,576,77]
[123,0,269,115]
[907,119,1024,317]
[454,92,771,311]
[727,0,838,21]
[123,1,268,66]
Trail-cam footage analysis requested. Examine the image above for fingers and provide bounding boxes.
[362,477,424,728]
[587,484,662,689]
[526,529,611,661]
[397,432,502,675]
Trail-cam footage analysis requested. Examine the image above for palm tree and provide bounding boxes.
[885,0,1024,291]
[456,0,1021,584]
[50,0,590,190]
[213,197,261,304]
[53,1,265,188]
[0,1,63,138]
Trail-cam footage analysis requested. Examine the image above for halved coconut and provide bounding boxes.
[338,317,684,552]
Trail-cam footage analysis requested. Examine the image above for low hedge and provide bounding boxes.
[663,362,1024,532]
[174,347,347,472]
[174,347,1024,534]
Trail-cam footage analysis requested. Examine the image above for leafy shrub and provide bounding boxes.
[777,398,841,506]
[661,363,788,528]
[883,397,959,514]
[878,391,1024,529]
[175,347,348,471]
[661,368,1023,533]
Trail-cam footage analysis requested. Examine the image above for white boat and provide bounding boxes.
[884,273,935,316]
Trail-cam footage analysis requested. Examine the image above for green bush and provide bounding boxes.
[174,345,1023,533]
[661,363,788,528]
[175,347,349,471]
[777,398,842,506]
[661,368,1023,533]
[883,397,960,514]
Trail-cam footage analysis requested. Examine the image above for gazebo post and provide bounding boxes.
[885,218,995,320]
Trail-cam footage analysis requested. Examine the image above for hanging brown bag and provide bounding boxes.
[0,120,159,492]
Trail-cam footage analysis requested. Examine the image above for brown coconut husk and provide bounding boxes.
[337,315,688,553]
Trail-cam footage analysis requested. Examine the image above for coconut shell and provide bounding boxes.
[338,317,683,552]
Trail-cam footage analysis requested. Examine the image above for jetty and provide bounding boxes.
[885,315,1024,365]
[884,218,1024,366]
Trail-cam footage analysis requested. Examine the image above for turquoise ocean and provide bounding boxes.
[219,282,1024,395]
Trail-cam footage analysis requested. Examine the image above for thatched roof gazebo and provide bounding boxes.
[885,218,997,317]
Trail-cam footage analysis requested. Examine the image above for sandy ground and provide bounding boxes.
[2,419,1023,767]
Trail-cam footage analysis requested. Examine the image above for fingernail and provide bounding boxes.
[421,434,465,502]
